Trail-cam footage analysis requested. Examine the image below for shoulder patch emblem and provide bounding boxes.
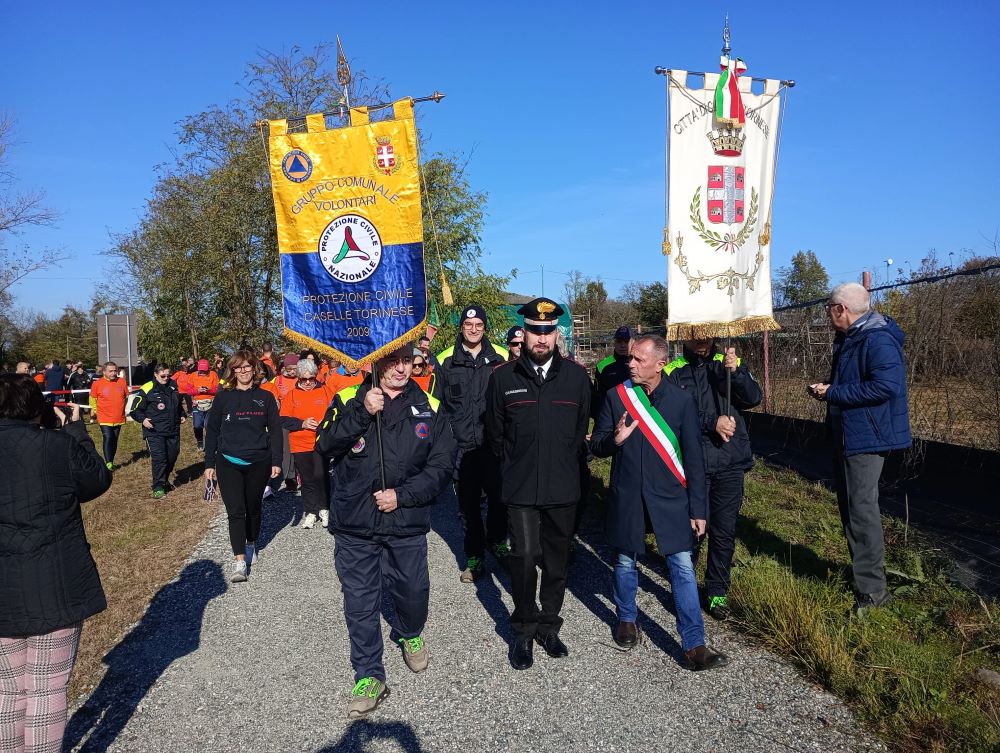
[414,421,430,440]
[351,437,366,453]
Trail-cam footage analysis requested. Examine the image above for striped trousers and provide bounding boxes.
[0,624,81,753]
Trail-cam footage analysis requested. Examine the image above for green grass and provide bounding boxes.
[587,456,1000,753]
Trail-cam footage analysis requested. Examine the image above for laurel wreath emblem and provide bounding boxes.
[689,186,758,253]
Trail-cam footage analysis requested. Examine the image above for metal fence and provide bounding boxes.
[739,263,1000,452]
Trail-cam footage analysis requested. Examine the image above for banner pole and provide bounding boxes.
[375,412,387,493]
[725,336,733,418]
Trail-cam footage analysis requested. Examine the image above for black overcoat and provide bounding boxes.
[590,377,707,555]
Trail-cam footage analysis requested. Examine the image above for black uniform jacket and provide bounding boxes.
[485,349,591,508]
[432,336,508,450]
[315,379,456,538]
[664,347,762,474]
[591,353,630,419]
[129,378,184,437]
[0,419,112,636]
[591,377,707,556]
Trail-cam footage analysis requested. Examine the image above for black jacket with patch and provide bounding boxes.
[129,378,184,437]
[431,336,508,450]
[315,379,456,537]
[485,350,591,507]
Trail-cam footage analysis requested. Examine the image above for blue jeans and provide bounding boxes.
[613,549,705,652]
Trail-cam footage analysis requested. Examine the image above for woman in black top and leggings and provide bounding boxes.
[203,350,282,583]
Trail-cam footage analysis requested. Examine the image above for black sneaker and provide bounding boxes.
[854,590,891,616]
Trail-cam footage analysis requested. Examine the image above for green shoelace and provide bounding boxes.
[399,637,424,654]
[352,677,382,698]
[709,595,728,610]
[466,556,483,571]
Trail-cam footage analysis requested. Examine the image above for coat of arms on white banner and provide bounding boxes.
[662,43,790,340]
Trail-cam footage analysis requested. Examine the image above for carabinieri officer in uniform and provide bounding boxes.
[485,297,591,670]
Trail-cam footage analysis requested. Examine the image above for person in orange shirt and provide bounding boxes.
[324,363,365,396]
[172,359,193,416]
[410,351,432,393]
[182,359,219,451]
[316,358,331,384]
[88,361,130,469]
[262,354,302,493]
[260,343,277,379]
[280,358,336,528]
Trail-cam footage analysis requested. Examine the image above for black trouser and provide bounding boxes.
[216,457,271,555]
[507,504,576,640]
[456,446,505,560]
[147,433,180,491]
[834,450,888,596]
[334,531,429,683]
[293,450,328,516]
[100,425,121,465]
[691,467,745,599]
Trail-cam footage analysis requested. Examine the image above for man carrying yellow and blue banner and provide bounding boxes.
[590,334,728,671]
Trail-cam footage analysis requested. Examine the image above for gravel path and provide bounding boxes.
[64,489,883,753]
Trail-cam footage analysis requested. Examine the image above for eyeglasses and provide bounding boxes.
[233,364,253,372]
[413,362,426,369]
[824,302,843,313]
[462,322,484,331]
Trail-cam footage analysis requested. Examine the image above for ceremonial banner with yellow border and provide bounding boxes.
[267,99,426,368]
[666,69,782,340]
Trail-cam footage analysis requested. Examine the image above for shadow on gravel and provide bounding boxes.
[314,719,425,752]
[63,560,226,753]
[256,489,297,552]
[429,487,465,570]
[570,474,686,663]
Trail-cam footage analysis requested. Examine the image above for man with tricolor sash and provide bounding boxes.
[591,334,728,671]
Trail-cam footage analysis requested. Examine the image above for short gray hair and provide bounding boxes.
[295,358,318,378]
[829,282,871,315]
[632,334,669,363]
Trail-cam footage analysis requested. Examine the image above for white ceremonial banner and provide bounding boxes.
[666,70,782,339]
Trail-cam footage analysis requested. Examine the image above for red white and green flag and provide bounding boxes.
[615,380,686,487]
[714,55,747,127]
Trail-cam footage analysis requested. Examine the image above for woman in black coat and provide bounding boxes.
[0,374,112,752]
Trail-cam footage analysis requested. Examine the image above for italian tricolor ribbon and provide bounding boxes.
[715,55,747,127]
[616,380,686,487]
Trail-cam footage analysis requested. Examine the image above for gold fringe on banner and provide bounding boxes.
[661,226,671,256]
[283,321,428,372]
[666,315,781,341]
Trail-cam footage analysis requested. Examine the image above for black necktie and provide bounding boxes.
[536,366,544,385]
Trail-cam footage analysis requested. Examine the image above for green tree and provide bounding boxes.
[774,250,830,306]
[629,281,669,328]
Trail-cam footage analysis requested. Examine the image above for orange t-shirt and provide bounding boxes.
[411,373,433,393]
[317,362,331,383]
[183,371,219,405]
[33,374,44,386]
[171,370,190,391]
[281,383,336,453]
[261,375,297,406]
[89,377,129,425]
[324,372,364,396]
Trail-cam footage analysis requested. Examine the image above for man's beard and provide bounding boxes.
[528,345,553,365]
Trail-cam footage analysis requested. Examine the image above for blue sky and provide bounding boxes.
[2,1,997,315]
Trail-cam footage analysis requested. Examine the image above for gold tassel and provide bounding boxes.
[440,270,454,306]
[661,226,671,256]
[758,221,771,248]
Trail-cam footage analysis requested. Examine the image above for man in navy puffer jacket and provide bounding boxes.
[808,282,911,614]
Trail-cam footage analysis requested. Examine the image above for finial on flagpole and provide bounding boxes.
[722,15,731,56]
[337,35,352,109]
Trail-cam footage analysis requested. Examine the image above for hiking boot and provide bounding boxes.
[460,556,484,583]
[301,513,317,530]
[245,542,258,566]
[707,595,731,621]
[196,442,204,452]
[230,560,248,583]
[854,590,891,617]
[399,636,429,673]
[347,678,389,719]
[319,509,330,528]
[151,488,166,500]
[682,645,729,671]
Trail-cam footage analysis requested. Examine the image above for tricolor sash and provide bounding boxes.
[616,380,686,487]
